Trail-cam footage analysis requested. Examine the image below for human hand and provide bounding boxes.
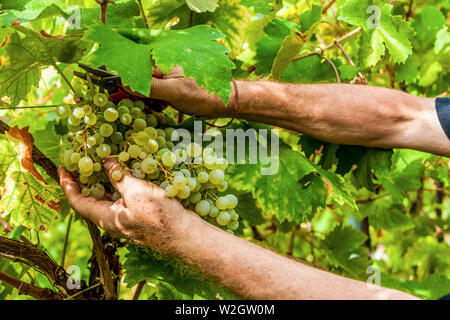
[58,157,199,254]
[125,66,236,118]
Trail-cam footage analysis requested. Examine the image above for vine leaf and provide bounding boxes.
[271,31,305,80]
[186,0,219,13]
[148,25,235,104]
[84,23,153,96]
[0,127,60,231]
[338,1,414,66]
[123,244,236,299]
[322,225,369,277]
[299,4,322,32]
[358,199,414,232]
[0,26,90,106]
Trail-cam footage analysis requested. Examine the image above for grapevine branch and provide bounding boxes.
[0,236,82,297]
[322,0,337,14]
[0,271,64,300]
[292,27,361,62]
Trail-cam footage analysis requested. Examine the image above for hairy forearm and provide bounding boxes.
[227,82,449,156]
[156,212,418,300]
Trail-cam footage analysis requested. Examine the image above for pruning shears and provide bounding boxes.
[73,63,166,110]
[73,63,133,102]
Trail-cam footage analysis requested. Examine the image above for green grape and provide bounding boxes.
[82,104,92,115]
[117,105,129,116]
[128,144,142,159]
[99,123,113,137]
[162,151,176,167]
[146,114,158,127]
[186,177,197,191]
[80,168,93,178]
[156,129,166,138]
[119,151,129,162]
[78,156,94,172]
[93,162,102,172]
[173,175,187,190]
[79,175,90,184]
[68,114,81,126]
[93,133,104,144]
[90,183,105,200]
[195,200,211,216]
[132,168,145,179]
[65,163,78,172]
[112,191,121,202]
[96,144,111,158]
[144,127,158,139]
[148,169,160,179]
[204,155,216,170]
[139,152,147,160]
[197,171,209,183]
[209,169,225,185]
[230,210,239,221]
[75,131,85,144]
[226,194,238,209]
[157,148,170,157]
[147,139,159,154]
[155,136,166,148]
[189,192,202,204]
[165,185,177,198]
[130,107,142,119]
[118,98,133,108]
[225,229,235,235]
[94,93,108,107]
[216,211,231,226]
[63,149,74,164]
[121,113,132,125]
[72,107,84,119]
[56,105,71,118]
[132,118,147,131]
[180,169,191,177]
[141,158,157,174]
[217,181,228,192]
[134,100,145,110]
[216,158,228,170]
[134,131,149,146]
[174,149,187,163]
[111,131,124,144]
[104,107,119,122]
[125,129,136,139]
[112,169,123,181]
[166,141,174,150]
[110,144,119,155]
[164,127,178,141]
[209,206,219,218]
[177,185,190,199]
[216,197,229,211]
[227,220,239,231]
[131,161,141,170]
[160,181,168,189]
[87,136,97,146]
[70,152,82,164]
[154,112,167,125]
[81,188,90,197]
[84,113,97,126]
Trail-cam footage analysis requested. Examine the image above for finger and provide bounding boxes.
[58,167,118,230]
[102,157,142,197]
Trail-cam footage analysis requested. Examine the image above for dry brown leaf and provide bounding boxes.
[6,126,47,185]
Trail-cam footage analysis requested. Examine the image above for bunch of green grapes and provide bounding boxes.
[57,92,240,234]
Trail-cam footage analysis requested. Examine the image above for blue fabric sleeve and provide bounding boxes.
[436,97,450,140]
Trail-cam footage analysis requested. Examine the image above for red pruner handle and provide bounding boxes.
[108,87,134,103]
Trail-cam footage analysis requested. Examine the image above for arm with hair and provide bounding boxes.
[149,68,450,157]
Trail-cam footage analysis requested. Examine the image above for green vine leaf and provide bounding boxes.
[0,127,59,231]
[338,1,414,66]
[84,23,153,96]
[271,31,305,80]
[186,0,219,13]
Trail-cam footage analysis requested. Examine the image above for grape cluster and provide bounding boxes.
[58,93,240,234]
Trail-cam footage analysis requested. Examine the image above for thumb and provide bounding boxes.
[102,157,141,197]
